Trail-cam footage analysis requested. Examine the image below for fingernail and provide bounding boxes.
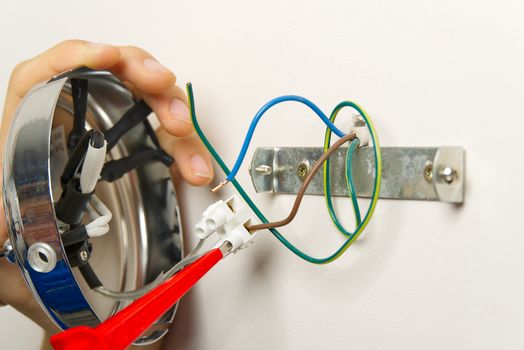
[143,58,171,73]
[86,42,112,48]
[190,155,212,179]
[170,99,191,124]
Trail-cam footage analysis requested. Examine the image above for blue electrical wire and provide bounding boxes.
[189,83,382,263]
[224,95,346,182]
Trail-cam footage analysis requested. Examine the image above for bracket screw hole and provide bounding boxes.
[38,251,48,263]
[424,161,433,182]
[297,161,309,180]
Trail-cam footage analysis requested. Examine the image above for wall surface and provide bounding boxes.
[0,0,523,349]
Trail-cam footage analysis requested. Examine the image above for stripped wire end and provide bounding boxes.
[211,180,229,193]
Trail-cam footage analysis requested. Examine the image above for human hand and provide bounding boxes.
[0,40,214,332]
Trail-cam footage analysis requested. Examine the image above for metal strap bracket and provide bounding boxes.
[249,146,465,203]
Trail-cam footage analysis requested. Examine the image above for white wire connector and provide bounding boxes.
[350,115,370,147]
[195,195,255,254]
[195,200,233,239]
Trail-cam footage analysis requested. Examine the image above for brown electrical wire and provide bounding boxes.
[246,131,357,233]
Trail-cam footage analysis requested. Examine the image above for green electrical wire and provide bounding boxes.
[322,100,382,242]
[323,136,362,236]
[345,139,362,225]
[186,83,382,264]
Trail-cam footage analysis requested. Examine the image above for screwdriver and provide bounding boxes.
[50,243,229,350]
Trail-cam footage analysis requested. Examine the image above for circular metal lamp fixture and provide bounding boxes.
[2,68,183,345]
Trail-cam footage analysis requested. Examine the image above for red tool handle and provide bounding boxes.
[51,248,224,350]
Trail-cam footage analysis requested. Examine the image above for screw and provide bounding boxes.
[424,161,433,182]
[255,165,273,175]
[79,250,89,262]
[1,239,16,264]
[439,166,457,184]
[297,161,310,180]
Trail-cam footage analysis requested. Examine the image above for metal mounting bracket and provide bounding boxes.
[249,146,465,203]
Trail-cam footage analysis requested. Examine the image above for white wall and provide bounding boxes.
[1,0,523,349]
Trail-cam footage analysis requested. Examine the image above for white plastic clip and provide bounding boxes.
[194,195,255,254]
[350,115,370,147]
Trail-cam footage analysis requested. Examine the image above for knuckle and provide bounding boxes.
[8,59,31,92]
[10,60,28,79]
[56,39,85,48]
[121,45,151,57]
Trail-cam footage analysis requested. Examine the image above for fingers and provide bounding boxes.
[2,40,209,189]
[102,46,211,185]
[157,127,214,186]
[2,40,121,142]
[109,47,193,137]
[4,41,192,139]
[110,46,176,94]
[116,78,210,185]
[142,85,194,137]
[7,40,121,100]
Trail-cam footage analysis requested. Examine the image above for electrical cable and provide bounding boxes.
[100,148,173,182]
[68,78,88,151]
[60,129,99,188]
[323,126,362,236]
[246,132,356,231]
[57,87,180,299]
[104,100,152,150]
[187,83,382,264]
[79,262,103,289]
[95,239,207,300]
[211,94,347,192]
[85,195,112,238]
[345,139,362,225]
[143,117,161,149]
[323,101,381,237]
[77,131,112,238]
[95,253,204,300]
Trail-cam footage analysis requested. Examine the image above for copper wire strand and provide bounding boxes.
[246,131,357,233]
